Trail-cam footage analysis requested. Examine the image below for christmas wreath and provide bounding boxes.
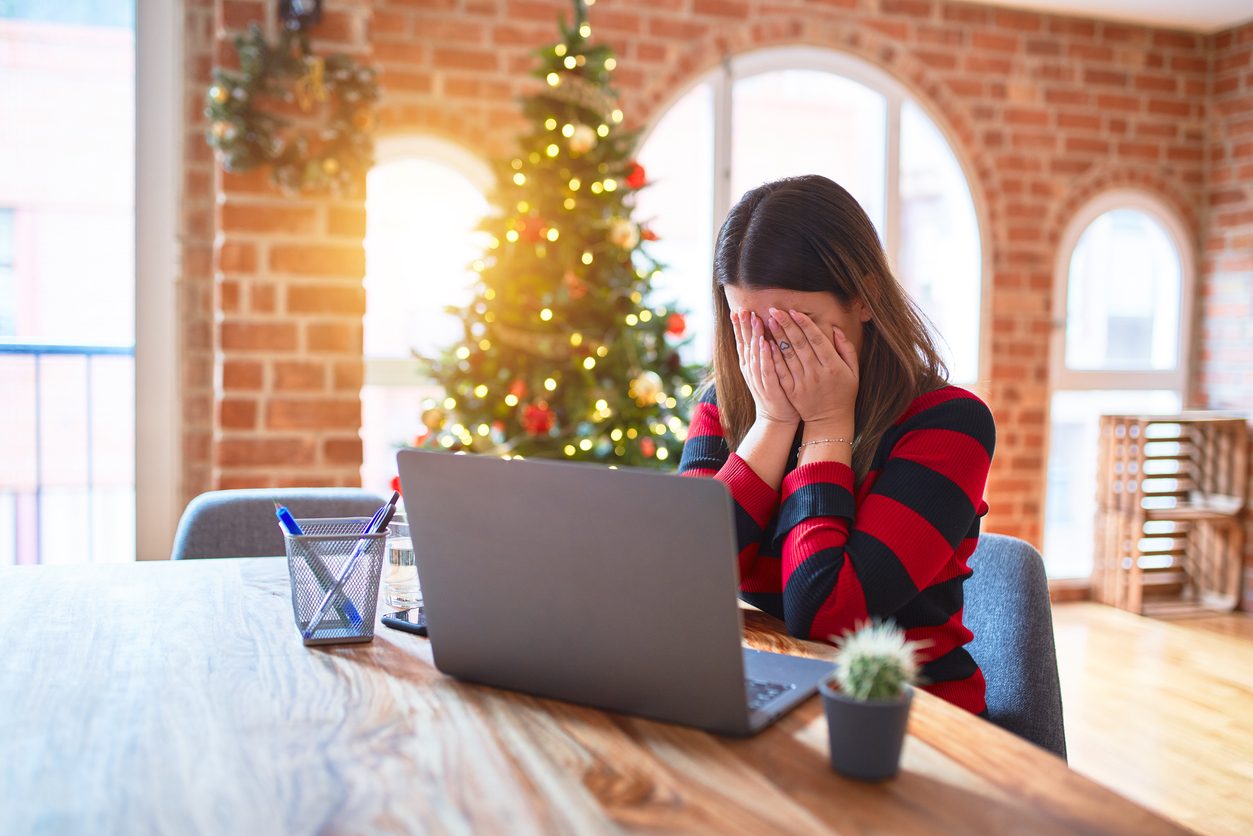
[204,24,380,194]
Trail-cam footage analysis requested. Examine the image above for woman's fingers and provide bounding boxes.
[731,310,746,368]
[767,308,809,373]
[789,310,840,366]
[768,339,795,394]
[832,326,859,377]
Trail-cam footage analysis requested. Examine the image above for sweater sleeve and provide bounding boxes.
[775,392,995,641]
[678,389,779,579]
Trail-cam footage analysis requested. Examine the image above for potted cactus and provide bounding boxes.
[819,619,924,781]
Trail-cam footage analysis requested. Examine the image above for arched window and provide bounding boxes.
[1045,192,1194,578]
[361,137,492,493]
[634,46,983,383]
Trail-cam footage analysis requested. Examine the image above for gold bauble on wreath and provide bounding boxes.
[204,24,379,195]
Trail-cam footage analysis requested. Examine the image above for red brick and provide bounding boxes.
[287,284,366,315]
[218,280,240,312]
[647,16,707,40]
[323,437,364,466]
[1084,68,1127,86]
[220,202,321,235]
[218,398,257,430]
[307,322,362,353]
[880,0,932,16]
[433,47,500,72]
[328,206,366,238]
[267,398,362,431]
[1058,113,1101,131]
[222,360,264,391]
[692,0,749,18]
[274,361,327,392]
[216,438,315,468]
[1065,137,1110,154]
[1147,98,1192,117]
[333,361,365,391]
[269,244,365,278]
[220,321,299,352]
[218,241,256,273]
[1134,73,1178,93]
[994,10,1043,32]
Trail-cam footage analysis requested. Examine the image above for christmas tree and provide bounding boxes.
[415,0,701,468]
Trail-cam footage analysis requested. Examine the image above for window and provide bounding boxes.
[635,47,983,382]
[0,209,14,335]
[1044,193,1193,578]
[0,1,136,565]
[361,137,493,494]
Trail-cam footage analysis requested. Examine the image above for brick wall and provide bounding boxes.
[181,0,1251,554]
[1200,21,1253,608]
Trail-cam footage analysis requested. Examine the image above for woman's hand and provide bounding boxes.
[731,309,799,426]
[764,308,859,430]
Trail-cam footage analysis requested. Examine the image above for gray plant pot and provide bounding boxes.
[819,679,914,781]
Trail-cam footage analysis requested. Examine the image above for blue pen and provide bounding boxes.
[276,501,361,627]
[302,492,399,640]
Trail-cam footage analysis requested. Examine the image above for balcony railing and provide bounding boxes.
[0,340,135,565]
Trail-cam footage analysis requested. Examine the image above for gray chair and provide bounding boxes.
[965,533,1068,760]
[170,488,387,560]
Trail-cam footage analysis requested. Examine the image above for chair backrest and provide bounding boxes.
[965,533,1068,760]
[170,488,388,560]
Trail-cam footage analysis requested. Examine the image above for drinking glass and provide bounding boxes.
[383,520,422,609]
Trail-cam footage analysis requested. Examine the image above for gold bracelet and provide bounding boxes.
[798,437,853,449]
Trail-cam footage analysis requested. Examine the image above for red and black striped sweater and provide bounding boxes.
[678,384,994,715]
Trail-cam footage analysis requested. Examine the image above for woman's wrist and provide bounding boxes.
[797,418,855,467]
[802,417,854,441]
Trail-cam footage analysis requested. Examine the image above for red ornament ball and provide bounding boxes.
[641,228,658,241]
[509,379,528,399]
[626,162,647,189]
[521,401,555,436]
[640,436,656,458]
[666,312,687,336]
[517,215,546,243]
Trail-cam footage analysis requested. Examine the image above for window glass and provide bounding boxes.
[0,1,135,564]
[731,69,887,234]
[0,209,14,335]
[899,101,981,383]
[361,156,491,493]
[634,83,715,362]
[1065,209,1181,371]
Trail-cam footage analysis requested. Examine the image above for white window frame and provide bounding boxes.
[135,0,183,560]
[1050,189,1195,393]
[638,45,990,383]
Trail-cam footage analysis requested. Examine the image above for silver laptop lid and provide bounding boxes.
[397,449,752,733]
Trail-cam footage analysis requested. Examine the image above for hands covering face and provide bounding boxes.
[730,308,859,428]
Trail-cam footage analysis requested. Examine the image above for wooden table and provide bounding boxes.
[1,559,1186,835]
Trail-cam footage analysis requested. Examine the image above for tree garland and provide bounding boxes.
[205,24,379,194]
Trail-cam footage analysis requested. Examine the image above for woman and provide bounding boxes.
[678,174,994,715]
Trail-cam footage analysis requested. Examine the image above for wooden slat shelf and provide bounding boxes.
[1093,414,1248,616]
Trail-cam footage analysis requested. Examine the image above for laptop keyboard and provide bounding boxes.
[746,678,794,710]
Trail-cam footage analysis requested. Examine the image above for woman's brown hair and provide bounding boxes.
[705,174,948,481]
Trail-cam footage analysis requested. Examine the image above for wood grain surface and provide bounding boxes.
[0,559,1188,835]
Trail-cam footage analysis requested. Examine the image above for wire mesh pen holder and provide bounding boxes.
[284,517,387,646]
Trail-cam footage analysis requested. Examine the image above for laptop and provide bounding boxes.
[396,448,831,737]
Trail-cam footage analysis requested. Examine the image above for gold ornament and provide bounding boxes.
[608,218,640,250]
[630,371,664,406]
[321,157,340,176]
[212,121,231,139]
[351,109,374,132]
[209,84,229,104]
[568,123,597,154]
[422,408,447,431]
[294,56,328,112]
